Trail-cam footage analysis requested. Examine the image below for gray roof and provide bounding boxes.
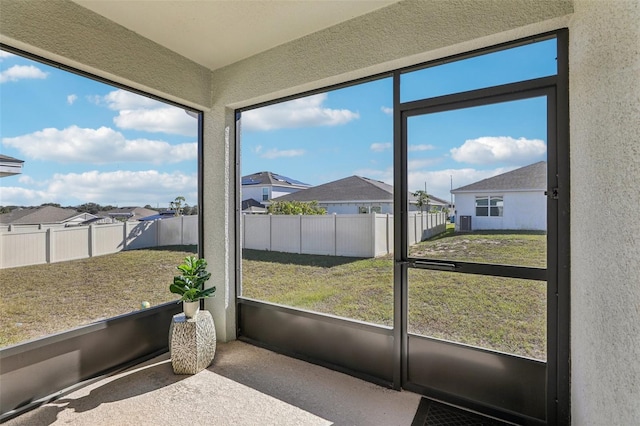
[451,161,547,193]
[104,207,158,221]
[0,154,24,164]
[241,198,265,210]
[272,175,451,205]
[274,176,397,202]
[0,206,82,224]
[242,171,310,188]
[419,193,450,206]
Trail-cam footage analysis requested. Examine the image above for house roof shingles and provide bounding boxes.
[104,207,158,220]
[0,206,81,225]
[241,171,310,188]
[451,161,547,193]
[274,176,396,202]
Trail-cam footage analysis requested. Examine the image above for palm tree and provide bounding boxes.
[414,190,429,213]
[170,196,186,216]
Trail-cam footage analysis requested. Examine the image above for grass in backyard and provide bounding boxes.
[242,230,548,360]
[0,245,196,348]
[408,269,546,360]
[242,250,394,326]
[410,229,547,267]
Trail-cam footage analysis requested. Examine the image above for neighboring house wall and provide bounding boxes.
[242,185,301,202]
[63,213,99,226]
[318,201,393,215]
[454,191,546,231]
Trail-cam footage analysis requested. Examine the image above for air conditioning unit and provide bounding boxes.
[460,215,472,231]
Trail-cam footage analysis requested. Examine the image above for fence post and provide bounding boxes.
[181,215,185,245]
[299,214,302,254]
[371,212,376,257]
[333,213,337,256]
[122,222,128,250]
[387,213,391,255]
[46,228,54,264]
[269,214,272,251]
[89,224,95,258]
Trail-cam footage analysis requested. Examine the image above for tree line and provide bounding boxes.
[0,198,198,216]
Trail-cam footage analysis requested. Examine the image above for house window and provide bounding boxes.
[476,196,503,217]
[262,187,269,201]
[490,196,504,216]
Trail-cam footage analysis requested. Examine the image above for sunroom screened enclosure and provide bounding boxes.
[2,1,639,425]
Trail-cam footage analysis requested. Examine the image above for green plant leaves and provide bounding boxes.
[170,256,215,302]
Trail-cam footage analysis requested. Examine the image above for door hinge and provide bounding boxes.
[545,187,559,199]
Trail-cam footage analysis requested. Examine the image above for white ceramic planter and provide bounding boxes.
[183,301,200,318]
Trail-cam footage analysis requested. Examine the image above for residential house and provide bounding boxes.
[103,206,159,222]
[451,161,546,231]
[272,175,446,214]
[241,171,310,209]
[0,205,97,228]
[241,198,267,214]
[0,154,24,178]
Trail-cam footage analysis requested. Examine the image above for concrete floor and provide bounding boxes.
[6,340,421,426]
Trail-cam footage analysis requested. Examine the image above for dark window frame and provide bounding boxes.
[235,29,570,426]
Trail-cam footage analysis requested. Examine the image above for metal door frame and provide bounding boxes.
[392,30,569,425]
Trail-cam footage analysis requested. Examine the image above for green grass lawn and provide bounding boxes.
[1,230,548,361]
[0,246,196,348]
[243,229,547,360]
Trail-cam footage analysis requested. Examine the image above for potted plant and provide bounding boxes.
[169,256,216,318]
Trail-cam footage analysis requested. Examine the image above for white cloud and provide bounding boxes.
[2,125,196,164]
[93,89,197,136]
[67,94,78,105]
[242,93,359,131]
[18,175,36,185]
[408,167,514,201]
[1,170,198,207]
[0,65,48,83]
[409,144,435,152]
[450,136,546,165]
[381,106,393,115]
[408,158,440,171]
[113,107,197,137]
[0,51,16,60]
[0,186,51,206]
[260,148,305,159]
[370,142,392,152]
[102,90,163,110]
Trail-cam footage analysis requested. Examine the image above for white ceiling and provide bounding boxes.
[72,0,400,71]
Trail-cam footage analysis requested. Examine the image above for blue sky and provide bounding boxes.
[1,51,198,208]
[1,38,555,207]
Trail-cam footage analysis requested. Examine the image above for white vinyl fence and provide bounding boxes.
[1,212,447,268]
[0,215,198,269]
[243,212,446,258]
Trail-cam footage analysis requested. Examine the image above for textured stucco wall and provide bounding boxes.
[0,0,211,109]
[201,105,237,341]
[569,0,640,424]
[210,0,573,108]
